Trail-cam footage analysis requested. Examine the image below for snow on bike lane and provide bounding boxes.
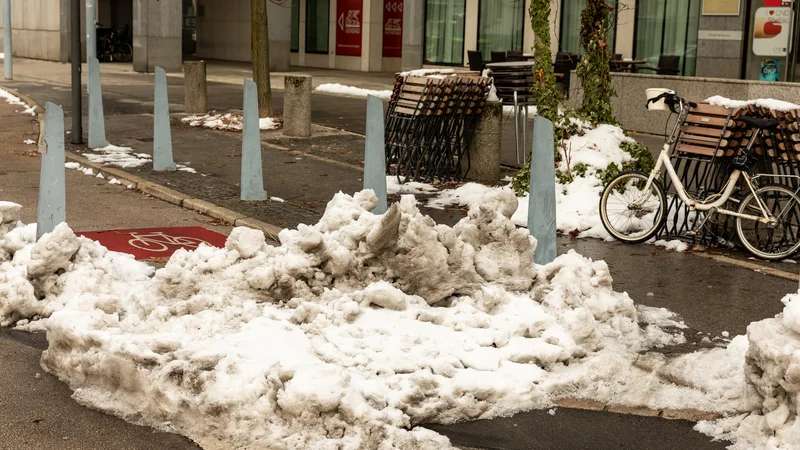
[0,188,784,449]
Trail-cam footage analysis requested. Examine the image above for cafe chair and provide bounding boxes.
[468,51,485,72]
[637,55,680,76]
[553,52,580,97]
[507,50,524,61]
[491,51,507,63]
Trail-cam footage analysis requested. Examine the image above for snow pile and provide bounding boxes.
[85,144,151,168]
[695,293,800,449]
[0,87,36,115]
[706,96,800,112]
[0,190,738,449]
[654,239,689,253]
[315,83,393,100]
[406,121,642,240]
[399,68,456,77]
[181,113,280,131]
[24,139,36,145]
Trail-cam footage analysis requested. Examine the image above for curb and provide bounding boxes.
[0,85,45,150]
[552,398,723,422]
[65,152,284,243]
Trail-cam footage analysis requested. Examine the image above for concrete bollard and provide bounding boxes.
[88,56,108,148]
[528,116,557,265]
[3,0,12,80]
[283,74,312,137]
[183,61,208,114]
[153,66,176,171]
[241,79,267,201]
[466,101,502,182]
[37,102,66,240]
[363,95,387,214]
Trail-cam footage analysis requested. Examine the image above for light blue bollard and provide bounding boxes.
[363,95,387,214]
[241,79,267,201]
[88,56,108,148]
[153,66,176,171]
[2,0,11,80]
[528,116,557,265]
[37,102,66,240]
[86,0,96,64]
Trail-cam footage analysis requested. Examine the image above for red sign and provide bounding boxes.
[76,227,228,260]
[765,0,792,6]
[336,0,363,56]
[383,0,403,57]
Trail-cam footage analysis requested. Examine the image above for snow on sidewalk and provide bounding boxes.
[84,144,151,168]
[182,112,280,131]
[315,83,393,100]
[0,191,765,449]
[0,87,36,116]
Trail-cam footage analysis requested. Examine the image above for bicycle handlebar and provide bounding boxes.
[645,92,697,113]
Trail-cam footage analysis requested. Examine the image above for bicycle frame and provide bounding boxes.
[641,100,774,225]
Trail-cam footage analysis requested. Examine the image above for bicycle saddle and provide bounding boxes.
[738,115,780,129]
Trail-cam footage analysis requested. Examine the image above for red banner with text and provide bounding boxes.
[336,0,363,56]
[382,0,403,58]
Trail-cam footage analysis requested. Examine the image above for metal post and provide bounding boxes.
[528,116,557,265]
[153,66,176,171]
[70,0,82,144]
[241,79,267,201]
[37,102,66,240]
[87,56,108,148]
[2,0,11,80]
[364,95,387,214]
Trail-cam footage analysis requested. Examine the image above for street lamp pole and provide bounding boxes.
[70,0,82,144]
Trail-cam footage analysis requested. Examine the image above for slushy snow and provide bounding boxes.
[0,191,756,449]
[181,113,280,131]
[85,144,151,168]
[0,87,36,116]
[315,83,393,100]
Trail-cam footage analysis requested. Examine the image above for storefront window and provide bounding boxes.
[634,0,701,76]
[424,0,466,65]
[477,0,524,60]
[559,0,617,55]
[306,0,330,54]
[291,0,300,52]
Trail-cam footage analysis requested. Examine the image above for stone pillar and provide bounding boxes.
[283,74,312,138]
[267,0,291,71]
[466,101,501,182]
[401,0,424,71]
[133,0,182,73]
[183,61,207,114]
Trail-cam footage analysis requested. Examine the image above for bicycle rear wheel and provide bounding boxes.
[599,171,667,244]
[736,185,800,260]
[112,42,133,62]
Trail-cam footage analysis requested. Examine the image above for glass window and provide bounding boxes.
[634,0,701,76]
[559,0,617,55]
[291,0,300,52]
[306,0,330,54]
[424,0,466,65]
[477,0,524,60]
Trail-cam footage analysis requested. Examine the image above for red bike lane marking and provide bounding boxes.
[75,227,228,260]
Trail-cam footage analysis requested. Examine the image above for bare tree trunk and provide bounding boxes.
[251,0,273,117]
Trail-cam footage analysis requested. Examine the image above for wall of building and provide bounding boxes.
[694,14,747,79]
[0,0,63,61]
[195,0,290,71]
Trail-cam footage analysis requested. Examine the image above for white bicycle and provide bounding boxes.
[599,91,800,260]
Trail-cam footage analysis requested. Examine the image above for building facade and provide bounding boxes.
[0,0,798,83]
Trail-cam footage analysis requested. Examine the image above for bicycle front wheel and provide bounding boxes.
[599,171,667,244]
[736,185,800,260]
